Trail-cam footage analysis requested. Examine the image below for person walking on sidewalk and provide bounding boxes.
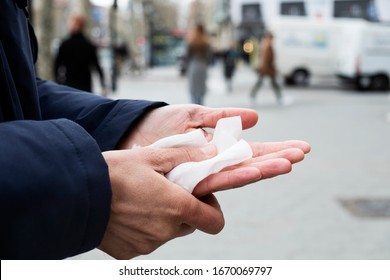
[250,32,283,105]
[54,14,107,95]
[186,24,211,105]
[223,43,239,93]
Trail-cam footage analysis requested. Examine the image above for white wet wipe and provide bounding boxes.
[149,116,253,193]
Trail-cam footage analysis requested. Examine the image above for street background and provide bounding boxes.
[71,62,390,260]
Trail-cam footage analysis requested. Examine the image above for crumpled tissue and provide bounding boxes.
[149,116,253,193]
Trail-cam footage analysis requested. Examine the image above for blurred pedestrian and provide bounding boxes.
[186,24,211,105]
[250,32,283,105]
[222,43,239,93]
[54,14,107,95]
[111,39,129,92]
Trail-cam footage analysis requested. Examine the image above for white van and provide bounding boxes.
[269,17,341,86]
[336,20,390,91]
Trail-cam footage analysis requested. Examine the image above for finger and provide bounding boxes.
[146,145,217,174]
[191,106,259,130]
[193,158,292,197]
[250,140,311,157]
[252,148,305,164]
[181,194,225,234]
[226,148,306,169]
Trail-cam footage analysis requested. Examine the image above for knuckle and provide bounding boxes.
[154,229,175,243]
[176,194,196,217]
[147,148,166,163]
[180,146,196,163]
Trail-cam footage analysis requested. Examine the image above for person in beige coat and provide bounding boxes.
[186,24,211,105]
[250,32,283,105]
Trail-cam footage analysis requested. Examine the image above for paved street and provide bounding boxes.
[71,63,390,260]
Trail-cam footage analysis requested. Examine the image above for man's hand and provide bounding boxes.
[117,104,259,148]
[99,145,223,260]
[118,104,310,196]
[100,105,311,259]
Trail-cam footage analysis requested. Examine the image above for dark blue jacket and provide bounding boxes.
[0,0,165,259]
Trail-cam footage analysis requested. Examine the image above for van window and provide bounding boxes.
[334,0,378,21]
[280,2,307,16]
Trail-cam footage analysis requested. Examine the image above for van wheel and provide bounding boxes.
[357,77,371,91]
[284,76,294,85]
[370,75,389,91]
[291,70,309,86]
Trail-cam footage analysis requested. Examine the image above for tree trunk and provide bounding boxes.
[37,0,54,80]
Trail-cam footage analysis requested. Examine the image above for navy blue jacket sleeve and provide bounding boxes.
[37,79,167,151]
[0,119,111,259]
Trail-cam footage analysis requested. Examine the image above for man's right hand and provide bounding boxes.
[98,145,224,260]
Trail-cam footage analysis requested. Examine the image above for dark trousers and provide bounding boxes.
[250,75,282,101]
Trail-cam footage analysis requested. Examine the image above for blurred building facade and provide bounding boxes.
[31,0,183,72]
[29,0,390,75]
[142,0,180,66]
[186,0,236,53]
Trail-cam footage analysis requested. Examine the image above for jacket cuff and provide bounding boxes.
[92,100,167,151]
[52,119,112,257]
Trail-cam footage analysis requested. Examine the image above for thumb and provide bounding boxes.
[182,194,225,234]
[150,144,217,174]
